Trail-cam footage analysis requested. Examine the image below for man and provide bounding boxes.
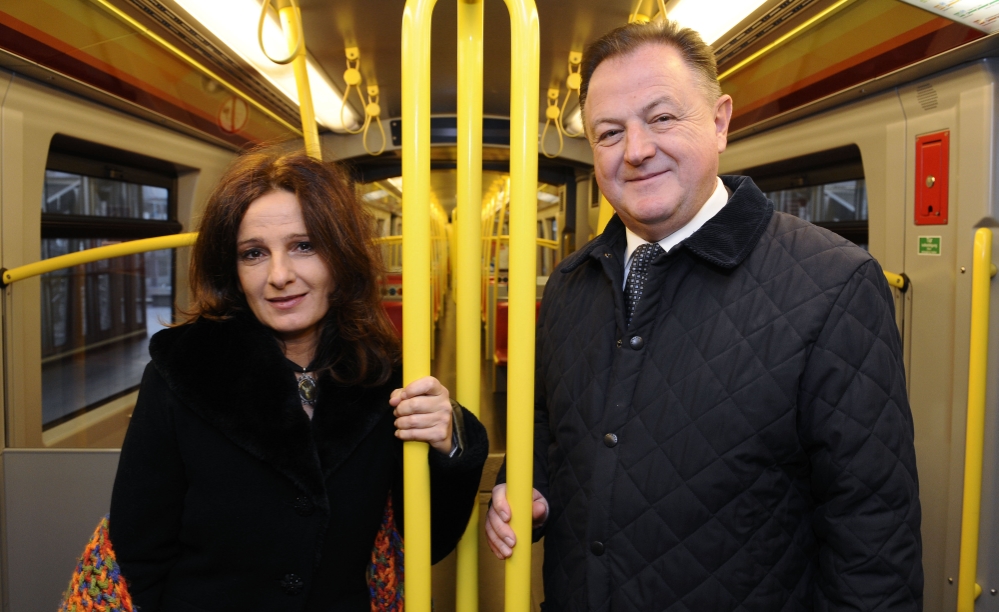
[485,19,922,611]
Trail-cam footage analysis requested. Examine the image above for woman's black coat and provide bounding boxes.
[109,315,488,612]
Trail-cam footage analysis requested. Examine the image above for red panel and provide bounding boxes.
[382,301,403,338]
[915,131,949,225]
[493,300,541,366]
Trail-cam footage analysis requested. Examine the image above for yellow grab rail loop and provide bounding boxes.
[1,233,198,287]
[956,228,995,612]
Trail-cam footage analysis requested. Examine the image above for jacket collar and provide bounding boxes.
[148,314,395,505]
[562,174,773,273]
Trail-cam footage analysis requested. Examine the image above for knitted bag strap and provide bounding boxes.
[367,493,405,611]
[58,515,134,612]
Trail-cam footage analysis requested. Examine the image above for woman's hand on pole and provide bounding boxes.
[484,483,549,559]
[390,376,454,454]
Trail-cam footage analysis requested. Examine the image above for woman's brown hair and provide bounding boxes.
[187,147,399,386]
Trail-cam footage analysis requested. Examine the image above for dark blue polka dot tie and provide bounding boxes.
[625,242,663,328]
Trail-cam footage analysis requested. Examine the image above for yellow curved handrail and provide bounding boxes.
[503,0,540,609]
[957,228,995,612]
[400,0,437,608]
[1,233,198,287]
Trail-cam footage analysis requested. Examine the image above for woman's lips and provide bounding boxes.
[267,293,307,309]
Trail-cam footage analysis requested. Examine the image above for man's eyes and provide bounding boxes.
[596,129,622,142]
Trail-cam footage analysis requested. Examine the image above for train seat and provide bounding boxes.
[494,300,541,365]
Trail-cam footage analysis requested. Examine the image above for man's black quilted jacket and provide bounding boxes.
[530,175,922,611]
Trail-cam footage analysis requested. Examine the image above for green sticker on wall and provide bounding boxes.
[918,236,941,255]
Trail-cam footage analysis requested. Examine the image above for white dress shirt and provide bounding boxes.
[623,177,728,285]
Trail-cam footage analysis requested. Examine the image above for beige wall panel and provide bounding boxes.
[898,60,998,612]
[1,73,234,449]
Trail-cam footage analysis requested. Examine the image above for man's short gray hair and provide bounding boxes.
[579,20,722,117]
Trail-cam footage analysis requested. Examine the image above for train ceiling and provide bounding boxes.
[0,0,995,157]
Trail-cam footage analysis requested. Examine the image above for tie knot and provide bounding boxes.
[633,242,663,263]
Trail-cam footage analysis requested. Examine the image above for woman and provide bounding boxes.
[108,149,488,611]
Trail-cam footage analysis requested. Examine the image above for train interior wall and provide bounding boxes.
[2,53,999,612]
[720,57,999,612]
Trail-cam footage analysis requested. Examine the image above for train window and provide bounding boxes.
[40,136,180,430]
[734,145,868,248]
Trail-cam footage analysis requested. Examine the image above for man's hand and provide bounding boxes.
[485,484,549,559]
[390,376,453,455]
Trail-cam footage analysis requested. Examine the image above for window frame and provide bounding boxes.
[39,136,182,430]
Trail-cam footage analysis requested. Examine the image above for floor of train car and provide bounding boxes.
[430,294,506,455]
[429,292,545,612]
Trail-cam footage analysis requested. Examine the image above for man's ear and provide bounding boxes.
[714,94,733,154]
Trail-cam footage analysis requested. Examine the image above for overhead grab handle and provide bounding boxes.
[541,88,564,158]
[258,0,320,158]
[257,0,302,65]
[341,47,367,134]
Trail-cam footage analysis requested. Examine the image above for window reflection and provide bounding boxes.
[43,171,169,220]
[765,179,868,223]
[41,167,175,429]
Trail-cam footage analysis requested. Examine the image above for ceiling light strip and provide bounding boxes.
[87,0,303,136]
[717,0,856,82]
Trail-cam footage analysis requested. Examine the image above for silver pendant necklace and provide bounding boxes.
[296,366,318,405]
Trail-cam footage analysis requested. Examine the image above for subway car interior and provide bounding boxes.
[1,0,999,610]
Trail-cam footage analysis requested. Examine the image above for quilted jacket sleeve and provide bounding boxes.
[797,258,923,610]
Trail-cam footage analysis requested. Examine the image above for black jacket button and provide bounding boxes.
[604,433,618,447]
[591,541,605,555]
[293,496,314,516]
[616,339,622,348]
[280,573,304,595]
[629,336,644,350]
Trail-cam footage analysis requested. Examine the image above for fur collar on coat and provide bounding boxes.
[148,313,400,513]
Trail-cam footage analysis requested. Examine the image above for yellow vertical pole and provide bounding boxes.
[956,228,994,611]
[503,0,540,610]
[277,0,321,159]
[456,0,484,609]
[401,0,437,610]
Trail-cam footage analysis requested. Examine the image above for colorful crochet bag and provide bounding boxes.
[59,498,403,612]
[367,494,405,611]
[58,516,134,612]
